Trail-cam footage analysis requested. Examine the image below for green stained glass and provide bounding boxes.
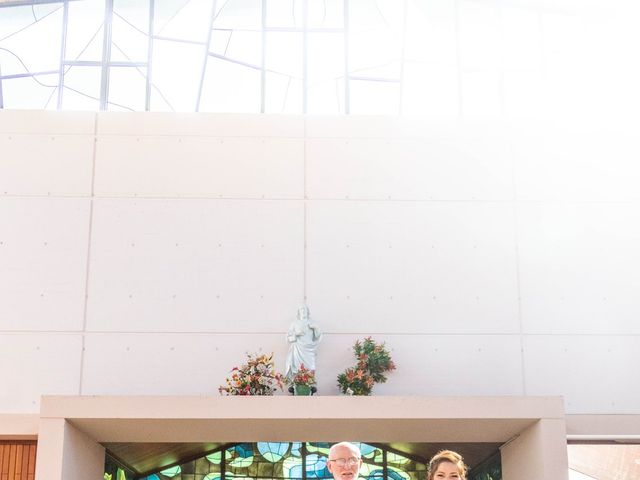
[207,452,223,464]
[160,466,181,477]
[204,475,222,480]
[386,453,410,466]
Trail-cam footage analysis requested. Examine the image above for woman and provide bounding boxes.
[427,450,468,480]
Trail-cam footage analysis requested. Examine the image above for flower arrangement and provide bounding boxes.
[289,364,316,387]
[337,337,396,395]
[286,363,317,395]
[219,352,284,396]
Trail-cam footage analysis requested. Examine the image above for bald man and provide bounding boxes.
[327,442,363,480]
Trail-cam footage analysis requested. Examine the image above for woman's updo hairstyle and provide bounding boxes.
[426,450,468,480]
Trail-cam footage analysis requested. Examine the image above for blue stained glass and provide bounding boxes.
[145,476,160,480]
[258,442,290,462]
[308,442,331,450]
[368,470,385,480]
[354,443,377,458]
[228,444,254,467]
[283,456,304,479]
[235,444,254,458]
[290,465,304,478]
[387,468,410,480]
[306,454,330,478]
[204,475,221,480]
[291,442,302,457]
[207,451,223,464]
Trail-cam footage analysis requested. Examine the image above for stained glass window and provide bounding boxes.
[134,442,427,480]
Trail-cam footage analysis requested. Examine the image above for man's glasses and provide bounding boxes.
[328,457,361,467]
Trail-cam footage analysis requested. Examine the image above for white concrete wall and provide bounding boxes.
[1,110,639,415]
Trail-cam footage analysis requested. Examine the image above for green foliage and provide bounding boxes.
[337,337,396,395]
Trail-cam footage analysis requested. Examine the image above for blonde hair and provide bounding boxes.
[427,450,468,480]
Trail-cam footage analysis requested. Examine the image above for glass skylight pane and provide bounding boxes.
[0,5,63,76]
[0,3,60,39]
[266,0,302,29]
[459,0,501,70]
[65,0,106,61]
[111,1,151,62]
[60,66,101,110]
[308,0,344,29]
[308,32,343,82]
[0,73,58,110]
[348,0,402,79]
[214,0,262,31]
[401,61,458,117]
[404,0,456,64]
[108,66,147,111]
[307,32,344,113]
[153,0,210,41]
[307,79,344,114]
[150,38,203,111]
[349,0,390,30]
[210,30,261,67]
[199,57,261,112]
[265,32,302,79]
[264,71,302,113]
[502,6,541,71]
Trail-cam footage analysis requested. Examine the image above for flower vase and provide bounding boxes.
[294,384,312,396]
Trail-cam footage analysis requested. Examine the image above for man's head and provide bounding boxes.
[327,442,362,480]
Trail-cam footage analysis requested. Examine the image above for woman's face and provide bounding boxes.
[431,461,462,480]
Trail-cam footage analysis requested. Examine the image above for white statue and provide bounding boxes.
[285,305,322,381]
